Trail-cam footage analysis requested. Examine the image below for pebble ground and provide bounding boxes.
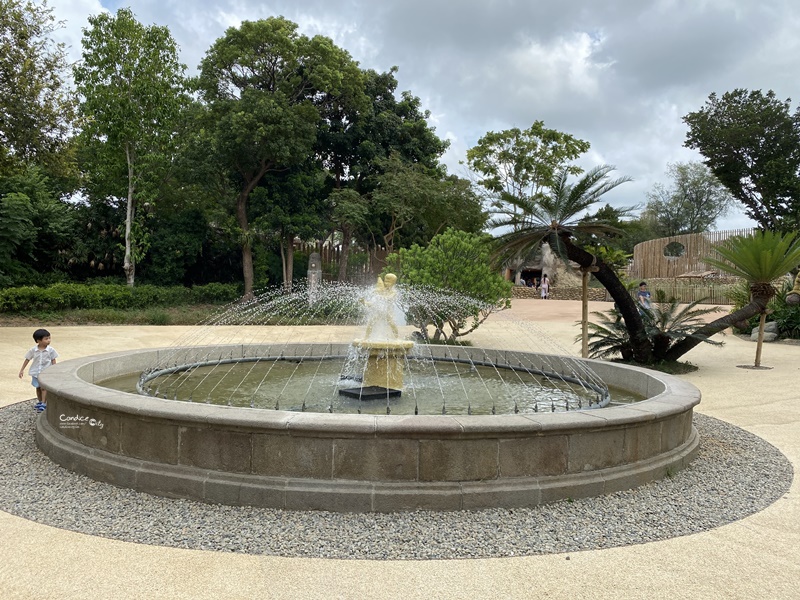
[0,403,790,561]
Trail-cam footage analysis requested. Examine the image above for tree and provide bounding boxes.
[74,8,187,286]
[318,67,450,278]
[196,17,364,296]
[0,0,73,173]
[683,89,800,232]
[641,162,734,237]
[385,228,511,342]
[466,122,590,206]
[666,231,800,366]
[0,165,77,285]
[489,165,653,362]
[369,154,485,255]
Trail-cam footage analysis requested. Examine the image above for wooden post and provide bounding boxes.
[580,266,600,359]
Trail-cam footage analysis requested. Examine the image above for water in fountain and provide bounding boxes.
[102,278,629,415]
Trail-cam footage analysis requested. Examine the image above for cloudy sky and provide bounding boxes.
[49,0,800,229]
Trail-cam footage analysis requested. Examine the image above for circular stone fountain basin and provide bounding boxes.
[36,344,700,512]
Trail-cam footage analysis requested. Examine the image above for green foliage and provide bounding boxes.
[0,166,77,284]
[684,89,800,232]
[0,283,241,313]
[489,165,632,260]
[705,231,800,296]
[466,121,590,206]
[583,245,631,276]
[770,278,800,339]
[642,161,734,236]
[0,192,35,282]
[732,277,800,338]
[0,0,74,171]
[195,16,365,295]
[74,7,188,285]
[583,290,723,362]
[141,208,209,286]
[385,228,511,341]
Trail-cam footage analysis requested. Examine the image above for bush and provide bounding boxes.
[0,282,242,313]
[189,283,242,304]
[728,276,800,338]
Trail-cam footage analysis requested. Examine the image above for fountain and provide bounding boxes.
[341,274,414,400]
[34,277,701,512]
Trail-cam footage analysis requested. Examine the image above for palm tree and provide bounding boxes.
[666,231,800,365]
[489,165,654,363]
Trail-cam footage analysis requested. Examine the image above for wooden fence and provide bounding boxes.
[294,242,389,285]
[630,229,755,280]
[642,278,741,305]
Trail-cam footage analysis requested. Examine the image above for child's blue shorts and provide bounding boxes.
[31,376,40,389]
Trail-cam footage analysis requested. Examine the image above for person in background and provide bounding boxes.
[540,274,550,299]
[637,281,652,312]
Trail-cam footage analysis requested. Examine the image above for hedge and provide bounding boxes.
[0,283,242,313]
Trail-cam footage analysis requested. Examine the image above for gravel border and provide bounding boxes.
[0,402,792,560]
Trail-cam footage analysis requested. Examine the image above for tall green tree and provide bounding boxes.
[318,67,450,278]
[0,0,73,174]
[684,89,800,232]
[466,122,590,207]
[74,8,187,286]
[642,161,734,237]
[196,16,365,296]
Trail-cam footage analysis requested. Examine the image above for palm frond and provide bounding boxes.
[706,231,800,284]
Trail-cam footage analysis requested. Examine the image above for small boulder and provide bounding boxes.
[751,329,779,342]
[764,321,779,334]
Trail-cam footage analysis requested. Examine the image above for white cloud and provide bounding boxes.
[50,0,787,231]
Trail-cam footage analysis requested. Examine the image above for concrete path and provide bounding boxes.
[1,299,798,599]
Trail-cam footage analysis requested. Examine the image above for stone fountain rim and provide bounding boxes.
[39,346,700,435]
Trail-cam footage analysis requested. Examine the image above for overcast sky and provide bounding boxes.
[50,0,800,230]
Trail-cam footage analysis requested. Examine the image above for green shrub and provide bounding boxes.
[190,283,242,304]
[0,282,239,313]
[145,309,172,325]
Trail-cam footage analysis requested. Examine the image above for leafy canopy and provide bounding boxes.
[386,228,511,341]
[467,122,590,206]
[0,0,73,172]
[684,89,800,232]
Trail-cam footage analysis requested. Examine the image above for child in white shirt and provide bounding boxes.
[19,328,59,412]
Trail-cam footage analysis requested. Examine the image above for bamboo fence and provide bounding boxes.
[630,228,755,280]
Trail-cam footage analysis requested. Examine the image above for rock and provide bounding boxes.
[751,329,779,342]
[764,321,779,334]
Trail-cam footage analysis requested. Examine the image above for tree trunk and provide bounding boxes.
[754,311,767,367]
[553,233,653,363]
[236,191,254,300]
[581,269,589,358]
[664,299,767,362]
[123,143,136,287]
[281,231,294,292]
[338,227,352,282]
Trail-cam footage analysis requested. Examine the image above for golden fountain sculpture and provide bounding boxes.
[352,273,414,392]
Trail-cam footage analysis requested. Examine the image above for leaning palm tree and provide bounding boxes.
[489,165,654,363]
[665,231,800,365]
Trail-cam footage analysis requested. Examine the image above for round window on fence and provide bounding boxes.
[663,242,686,258]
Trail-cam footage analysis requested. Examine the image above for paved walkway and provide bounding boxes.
[1,300,798,599]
